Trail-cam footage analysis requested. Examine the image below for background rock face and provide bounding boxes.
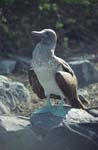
[69,60,98,87]
[0,60,16,75]
[0,57,30,75]
[0,76,31,114]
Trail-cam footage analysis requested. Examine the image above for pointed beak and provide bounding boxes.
[32,30,47,40]
[32,31,43,37]
[32,30,40,35]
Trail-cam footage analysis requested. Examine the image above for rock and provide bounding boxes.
[30,106,98,150]
[69,60,98,87]
[0,102,10,115]
[0,57,30,74]
[0,60,16,75]
[0,75,31,114]
[65,108,96,124]
[0,106,98,150]
[14,56,30,73]
[86,107,98,117]
[0,116,30,131]
[0,116,39,150]
[31,106,98,134]
[34,124,98,150]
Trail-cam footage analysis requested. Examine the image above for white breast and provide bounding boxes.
[33,64,64,98]
[32,43,64,97]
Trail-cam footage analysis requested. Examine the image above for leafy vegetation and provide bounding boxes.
[64,37,69,49]
[0,0,98,57]
[1,0,98,6]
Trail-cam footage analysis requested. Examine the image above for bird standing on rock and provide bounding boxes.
[28,29,87,117]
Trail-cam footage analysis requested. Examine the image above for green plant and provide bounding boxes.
[64,37,69,48]
[39,2,58,11]
[56,21,64,29]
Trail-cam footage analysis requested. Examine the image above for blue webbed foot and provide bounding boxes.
[51,97,65,117]
[33,95,52,114]
[33,96,65,118]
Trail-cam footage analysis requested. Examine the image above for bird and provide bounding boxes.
[28,29,87,117]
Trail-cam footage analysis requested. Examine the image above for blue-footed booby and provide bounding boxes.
[29,29,87,117]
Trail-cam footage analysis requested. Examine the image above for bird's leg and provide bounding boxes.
[33,95,65,117]
[51,97,65,117]
[33,95,52,114]
[46,95,52,108]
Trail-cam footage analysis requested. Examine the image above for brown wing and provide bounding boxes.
[61,63,74,76]
[54,56,74,76]
[55,71,85,109]
[28,69,45,99]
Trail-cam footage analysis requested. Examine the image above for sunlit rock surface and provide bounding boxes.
[0,116,39,150]
[0,76,31,114]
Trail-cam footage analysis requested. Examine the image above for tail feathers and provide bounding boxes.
[72,97,88,109]
[78,94,89,106]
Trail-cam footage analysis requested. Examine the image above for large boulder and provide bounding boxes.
[0,116,39,150]
[0,106,98,150]
[30,106,98,150]
[69,60,98,87]
[0,76,31,114]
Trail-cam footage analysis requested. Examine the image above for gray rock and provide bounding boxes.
[69,60,98,86]
[38,123,98,150]
[0,102,10,114]
[0,116,39,150]
[0,60,16,75]
[31,106,98,134]
[14,56,30,73]
[0,76,31,114]
[0,106,98,150]
[30,106,98,150]
[66,108,96,124]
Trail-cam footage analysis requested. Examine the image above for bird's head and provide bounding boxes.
[32,29,57,48]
